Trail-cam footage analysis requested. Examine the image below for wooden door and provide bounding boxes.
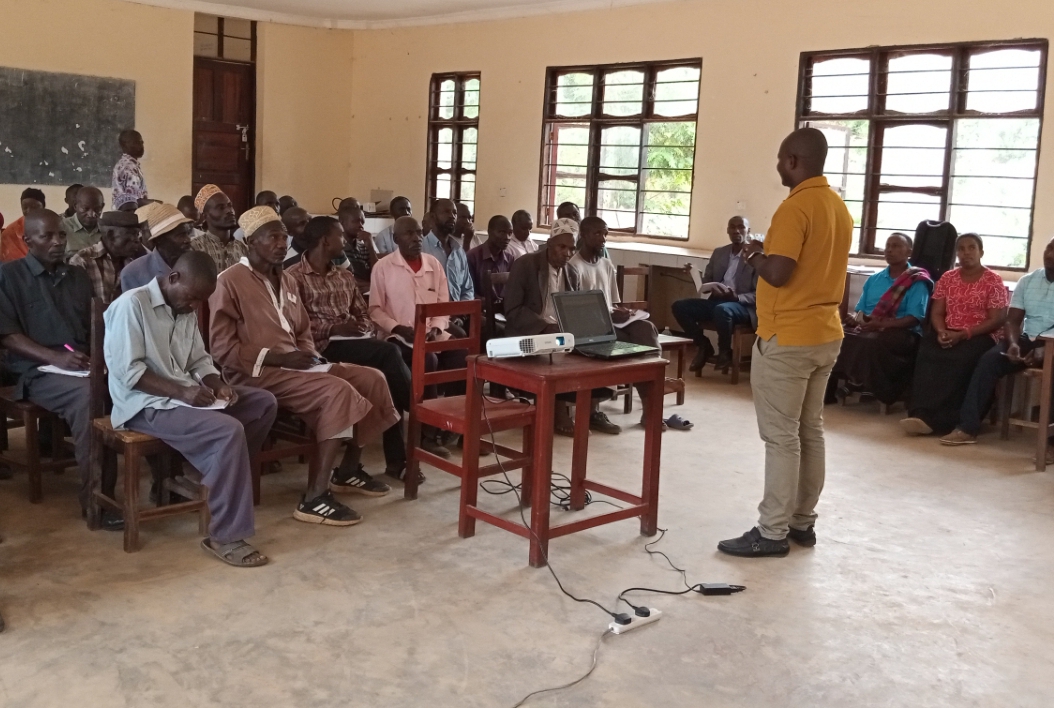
[192,57,255,214]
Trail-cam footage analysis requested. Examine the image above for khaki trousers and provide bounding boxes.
[751,335,842,540]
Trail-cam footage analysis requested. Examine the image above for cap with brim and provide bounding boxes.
[100,211,140,228]
[138,203,192,241]
[238,205,283,240]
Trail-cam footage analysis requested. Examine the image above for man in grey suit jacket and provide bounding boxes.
[503,222,621,436]
[673,216,759,371]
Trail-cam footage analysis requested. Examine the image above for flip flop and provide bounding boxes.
[664,414,694,431]
[201,538,269,568]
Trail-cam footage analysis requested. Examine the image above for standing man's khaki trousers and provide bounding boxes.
[751,335,842,540]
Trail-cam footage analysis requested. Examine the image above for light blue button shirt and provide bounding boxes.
[104,279,221,429]
[856,266,931,333]
[721,253,741,290]
[1010,268,1054,338]
[423,231,474,302]
[374,225,396,255]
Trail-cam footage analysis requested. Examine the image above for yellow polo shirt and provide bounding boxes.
[755,176,852,346]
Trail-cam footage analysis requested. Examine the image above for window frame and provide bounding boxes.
[796,39,1048,270]
[193,15,257,63]
[537,58,702,240]
[425,72,481,214]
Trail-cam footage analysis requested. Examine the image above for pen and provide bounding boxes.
[63,344,75,353]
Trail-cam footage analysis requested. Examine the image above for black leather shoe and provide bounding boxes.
[717,527,789,557]
[787,526,817,547]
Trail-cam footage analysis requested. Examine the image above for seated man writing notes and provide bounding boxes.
[287,215,412,482]
[209,207,401,527]
[105,251,278,567]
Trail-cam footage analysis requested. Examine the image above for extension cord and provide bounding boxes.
[608,608,662,635]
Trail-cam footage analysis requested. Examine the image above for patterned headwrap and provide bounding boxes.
[194,184,225,213]
[549,218,579,238]
[113,192,139,210]
[238,205,283,240]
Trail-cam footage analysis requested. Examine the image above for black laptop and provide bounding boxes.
[551,290,659,360]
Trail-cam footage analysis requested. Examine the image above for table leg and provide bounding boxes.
[529,384,555,567]
[1037,344,1053,472]
[520,424,533,508]
[569,388,591,511]
[640,371,664,536]
[676,347,685,405]
[459,362,484,538]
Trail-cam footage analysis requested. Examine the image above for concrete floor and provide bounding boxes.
[1,366,1054,707]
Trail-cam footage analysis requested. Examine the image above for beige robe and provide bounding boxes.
[209,260,399,443]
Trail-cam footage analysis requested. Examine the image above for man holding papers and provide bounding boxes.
[0,209,102,521]
[287,215,412,482]
[105,251,277,567]
[209,207,399,527]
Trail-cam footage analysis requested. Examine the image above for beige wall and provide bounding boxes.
[346,0,1054,272]
[256,23,355,215]
[0,0,193,218]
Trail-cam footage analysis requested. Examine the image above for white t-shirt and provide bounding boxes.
[507,237,538,260]
[569,252,620,309]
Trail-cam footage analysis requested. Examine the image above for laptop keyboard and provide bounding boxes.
[578,341,654,356]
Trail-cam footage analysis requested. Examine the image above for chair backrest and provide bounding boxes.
[616,264,650,304]
[482,270,511,341]
[912,220,958,282]
[197,299,211,351]
[89,297,107,419]
[411,299,482,402]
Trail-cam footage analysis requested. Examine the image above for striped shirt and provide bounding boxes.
[68,241,136,305]
[286,256,371,350]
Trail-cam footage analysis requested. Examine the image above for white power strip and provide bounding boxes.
[608,608,662,635]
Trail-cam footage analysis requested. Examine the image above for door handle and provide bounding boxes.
[236,124,249,142]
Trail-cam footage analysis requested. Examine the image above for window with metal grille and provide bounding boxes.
[798,40,1047,269]
[193,14,256,62]
[426,73,480,216]
[539,60,701,240]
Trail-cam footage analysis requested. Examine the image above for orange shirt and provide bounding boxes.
[755,176,853,346]
[0,217,28,263]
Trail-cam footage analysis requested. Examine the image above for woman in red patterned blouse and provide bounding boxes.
[900,234,1009,437]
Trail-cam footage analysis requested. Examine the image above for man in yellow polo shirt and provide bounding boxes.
[718,127,851,558]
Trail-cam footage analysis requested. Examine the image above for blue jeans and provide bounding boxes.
[672,298,753,353]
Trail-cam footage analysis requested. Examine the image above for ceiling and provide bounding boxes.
[128,0,669,29]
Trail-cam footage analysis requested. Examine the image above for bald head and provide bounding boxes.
[119,129,144,159]
[282,207,311,243]
[776,128,828,189]
[727,215,750,245]
[393,215,424,260]
[74,186,105,231]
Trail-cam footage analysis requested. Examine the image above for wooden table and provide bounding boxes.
[460,353,668,567]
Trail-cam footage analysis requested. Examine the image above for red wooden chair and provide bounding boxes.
[404,299,535,502]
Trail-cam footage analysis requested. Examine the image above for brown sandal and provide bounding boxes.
[201,538,269,568]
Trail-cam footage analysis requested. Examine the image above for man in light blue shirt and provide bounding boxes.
[423,198,474,302]
[104,250,278,567]
[944,236,1054,446]
[373,196,412,256]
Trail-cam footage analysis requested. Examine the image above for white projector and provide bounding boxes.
[486,333,575,358]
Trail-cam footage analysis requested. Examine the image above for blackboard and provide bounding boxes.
[0,67,135,187]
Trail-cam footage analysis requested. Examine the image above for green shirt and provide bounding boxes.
[61,214,102,257]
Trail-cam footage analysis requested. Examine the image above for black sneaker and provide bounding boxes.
[293,491,362,526]
[717,527,789,558]
[330,465,391,497]
[787,526,816,547]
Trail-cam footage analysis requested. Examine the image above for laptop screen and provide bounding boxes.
[552,290,615,345]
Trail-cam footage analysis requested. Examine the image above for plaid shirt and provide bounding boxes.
[191,230,248,272]
[286,256,372,350]
[68,241,135,305]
